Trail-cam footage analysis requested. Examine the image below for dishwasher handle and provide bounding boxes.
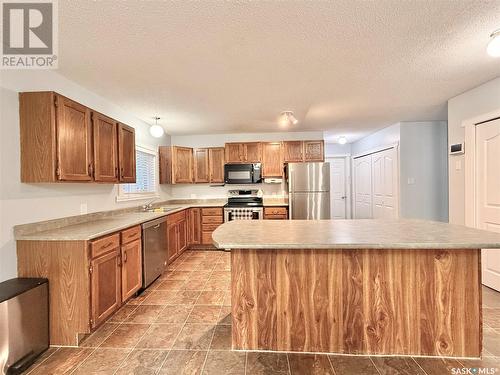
[142,217,167,229]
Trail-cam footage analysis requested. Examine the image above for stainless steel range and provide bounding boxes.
[223,189,264,222]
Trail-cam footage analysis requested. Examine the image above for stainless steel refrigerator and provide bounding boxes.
[287,162,330,219]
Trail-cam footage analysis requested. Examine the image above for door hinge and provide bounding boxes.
[89,318,94,327]
[89,266,93,274]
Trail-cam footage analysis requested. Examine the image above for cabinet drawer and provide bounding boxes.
[202,223,220,232]
[202,215,223,224]
[168,210,186,224]
[264,207,288,216]
[201,207,223,216]
[264,214,288,220]
[121,225,141,244]
[90,233,120,259]
[202,231,214,245]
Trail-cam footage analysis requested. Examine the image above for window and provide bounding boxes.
[117,145,159,201]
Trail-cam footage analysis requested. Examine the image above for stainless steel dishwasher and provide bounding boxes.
[141,217,167,288]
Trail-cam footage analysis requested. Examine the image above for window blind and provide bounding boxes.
[122,149,156,194]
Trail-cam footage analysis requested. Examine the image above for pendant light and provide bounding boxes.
[487,29,500,57]
[149,116,164,138]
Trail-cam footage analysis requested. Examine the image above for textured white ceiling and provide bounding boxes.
[58,1,500,139]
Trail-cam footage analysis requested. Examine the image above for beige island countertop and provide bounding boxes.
[213,218,500,249]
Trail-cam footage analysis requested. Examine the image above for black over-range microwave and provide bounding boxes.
[224,163,262,184]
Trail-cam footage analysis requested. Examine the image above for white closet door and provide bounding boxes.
[354,155,372,219]
[372,148,398,219]
[477,118,500,291]
[329,158,347,219]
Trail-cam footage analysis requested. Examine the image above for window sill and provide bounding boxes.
[116,194,160,203]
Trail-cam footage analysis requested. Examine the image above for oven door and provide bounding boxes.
[224,164,254,184]
[224,207,263,221]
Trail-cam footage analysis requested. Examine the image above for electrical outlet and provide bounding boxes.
[80,203,88,215]
[407,177,416,185]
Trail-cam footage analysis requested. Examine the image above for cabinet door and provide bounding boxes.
[178,219,188,254]
[121,239,142,302]
[225,143,244,163]
[118,123,136,183]
[262,142,283,177]
[173,147,193,183]
[167,223,178,263]
[283,141,304,162]
[193,148,210,183]
[243,142,262,163]
[188,208,201,245]
[159,146,172,184]
[93,112,118,182]
[208,148,225,183]
[304,140,324,162]
[91,249,121,328]
[55,94,93,181]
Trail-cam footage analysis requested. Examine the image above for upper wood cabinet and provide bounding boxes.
[304,140,324,162]
[159,146,193,184]
[93,112,118,182]
[208,147,225,183]
[19,91,136,183]
[161,146,224,184]
[225,142,262,164]
[174,147,194,183]
[283,140,324,162]
[283,141,304,163]
[56,95,93,181]
[262,142,283,177]
[193,148,210,183]
[118,123,136,183]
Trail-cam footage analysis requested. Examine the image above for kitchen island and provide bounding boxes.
[212,219,500,358]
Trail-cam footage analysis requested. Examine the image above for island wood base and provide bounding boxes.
[231,248,481,358]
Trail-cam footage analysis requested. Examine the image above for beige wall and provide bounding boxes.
[0,71,171,282]
[447,77,500,224]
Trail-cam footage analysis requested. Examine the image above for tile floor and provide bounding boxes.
[23,250,500,374]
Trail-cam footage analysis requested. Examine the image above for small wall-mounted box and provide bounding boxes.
[450,143,464,155]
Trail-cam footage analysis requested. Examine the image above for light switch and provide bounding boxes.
[80,203,88,215]
[455,160,462,171]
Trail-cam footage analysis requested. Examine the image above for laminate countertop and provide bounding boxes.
[15,203,223,241]
[212,219,500,250]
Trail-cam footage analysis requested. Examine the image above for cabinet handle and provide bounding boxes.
[123,250,127,263]
[115,166,118,178]
[88,163,93,176]
[120,167,124,179]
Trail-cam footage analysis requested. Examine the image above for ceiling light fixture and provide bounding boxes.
[487,29,500,57]
[338,136,347,145]
[280,111,298,126]
[149,116,164,138]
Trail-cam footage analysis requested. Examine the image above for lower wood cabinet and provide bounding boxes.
[121,239,142,302]
[167,210,188,263]
[188,208,201,245]
[201,207,223,245]
[90,249,121,328]
[90,226,142,329]
[264,206,288,220]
